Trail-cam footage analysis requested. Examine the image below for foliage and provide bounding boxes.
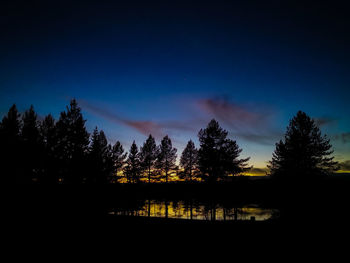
[156,135,177,183]
[180,139,198,182]
[40,114,57,183]
[54,99,90,183]
[0,104,22,181]
[7,99,338,186]
[21,105,42,182]
[268,111,338,180]
[124,141,142,183]
[197,119,250,183]
[110,141,127,183]
[87,127,113,184]
[140,134,158,183]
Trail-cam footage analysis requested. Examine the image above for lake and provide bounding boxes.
[109,199,279,221]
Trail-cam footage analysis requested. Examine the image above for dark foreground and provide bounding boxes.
[14,176,350,239]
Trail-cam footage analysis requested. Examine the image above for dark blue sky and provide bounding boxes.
[1,0,349,171]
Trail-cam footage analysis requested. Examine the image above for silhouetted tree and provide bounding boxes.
[156,135,177,183]
[54,99,90,183]
[140,134,158,183]
[21,105,42,183]
[110,141,127,183]
[124,141,142,183]
[88,127,112,184]
[197,119,250,183]
[180,139,198,182]
[268,111,338,181]
[0,104,21,182]
[40,114,57,183]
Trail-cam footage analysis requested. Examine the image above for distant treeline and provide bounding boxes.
[2,99,338,184]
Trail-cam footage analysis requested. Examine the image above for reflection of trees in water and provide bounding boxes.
[110,199,278,221]
[171,200,180,218]
[196,201,221,221]
[183,200,190,219]
[111,199,145,216]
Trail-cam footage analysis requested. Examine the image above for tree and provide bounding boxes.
[88,127,112,184]
[268,111,338,180]
[110,141,127,183]
[197,119,250,183]
[55,99,90,183]
[180,140,198,182]
[0,104,21,182]
[40,114,57,183]
[140,134,158,183]
[124,141,142,183]
[156,135,177,183]
[21,105,42,183]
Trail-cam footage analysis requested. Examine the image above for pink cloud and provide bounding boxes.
[196,97,281,145]
[124,120,164,139]
[197,97,270,129]
[79,100,165,139]
[79,97,281,145]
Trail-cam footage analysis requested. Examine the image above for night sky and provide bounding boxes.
[1,0,349,173]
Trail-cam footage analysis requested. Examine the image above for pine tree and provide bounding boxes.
[124,141,142,183]
[156,135,177,183]
[110,141,127,183]
[268,111,338,180]
[21,105,42,183]
[55,99,90,183]
[0,104,21,140]
[40,114,57,183]
[0,104,21,181]
[88,127,111,184]
[180,140,198,182]
[197,119,250,183]
[140,134,158,183]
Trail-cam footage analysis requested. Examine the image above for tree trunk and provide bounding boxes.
[212,204,216,221]
[165,201,168,219]
[190,200,193,220]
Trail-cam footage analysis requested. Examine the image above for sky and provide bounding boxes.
[1,0,349,173]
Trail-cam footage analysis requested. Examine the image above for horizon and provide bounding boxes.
[2,100,349,176]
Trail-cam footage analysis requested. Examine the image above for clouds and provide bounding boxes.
[334,132,350,144]
[197,98,265,128]
[314,117,337,127]
[79,100,166,139]
[124,120,164,139]
[80,96,281,146]
[197,97,281,145]
[313,118,350,145]
[79,99,203,141]
[236,132,283,146]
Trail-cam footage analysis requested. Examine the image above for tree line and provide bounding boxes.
[3,99,338,184]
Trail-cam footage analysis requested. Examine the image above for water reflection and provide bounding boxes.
[109,200,279,221]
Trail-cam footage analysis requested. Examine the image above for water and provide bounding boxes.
[109,200,279,221]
